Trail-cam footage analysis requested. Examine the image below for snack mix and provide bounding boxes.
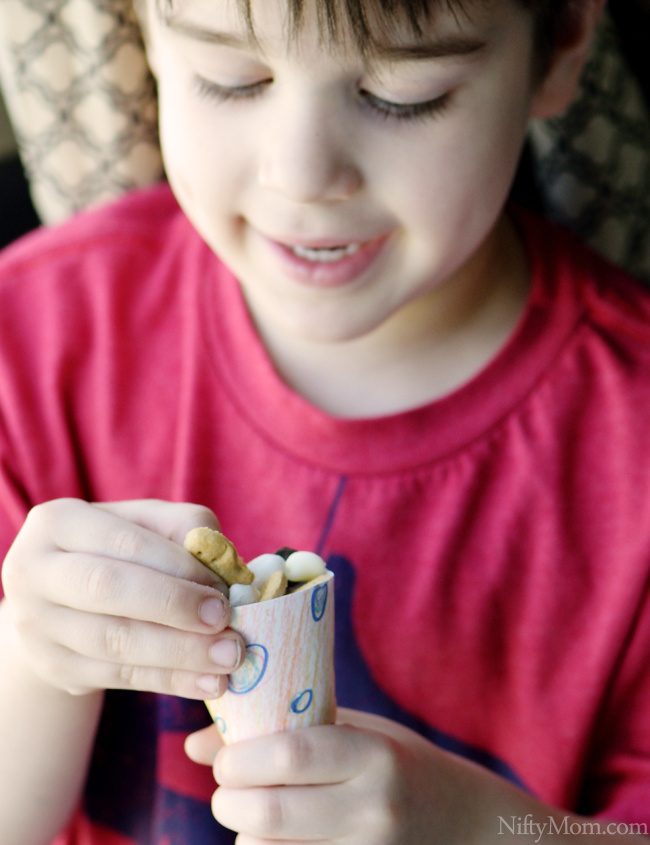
[183,528,329,607]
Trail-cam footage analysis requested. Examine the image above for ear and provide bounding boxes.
[529,0,606,120]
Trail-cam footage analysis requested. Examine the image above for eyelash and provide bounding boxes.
[192,76,451,123]
[360,90,451,122]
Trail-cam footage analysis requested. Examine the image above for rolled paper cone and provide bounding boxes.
[206,570,335,744]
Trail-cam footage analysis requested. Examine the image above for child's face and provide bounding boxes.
[147,0,543,343]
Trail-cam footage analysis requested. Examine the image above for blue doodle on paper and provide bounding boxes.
[311,583,328,621]
[228,644,269,694]
[214,717,227,735]
[290,689,313,714]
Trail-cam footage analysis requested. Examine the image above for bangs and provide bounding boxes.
[232,0,453,54]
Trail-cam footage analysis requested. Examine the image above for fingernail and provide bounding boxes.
[196,674,220,695]
[209,638,240,669]
[200,597,226,627]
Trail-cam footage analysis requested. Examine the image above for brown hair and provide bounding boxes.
[231,0,577,74]
[151,0,579,80]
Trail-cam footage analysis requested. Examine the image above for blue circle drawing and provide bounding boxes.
[311,583,328,622]
[290,689,313,714]
[228,643,269,694]
[214,717,227,735]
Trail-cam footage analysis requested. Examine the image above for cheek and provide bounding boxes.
[158,96,251,248]
[155,60,244,205]
[403,93,529,234]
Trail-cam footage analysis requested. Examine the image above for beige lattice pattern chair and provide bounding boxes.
[0,0,163,223]
[528,11,650,283]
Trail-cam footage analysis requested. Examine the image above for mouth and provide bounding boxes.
[288,243,362,263]
[255,229,391,288]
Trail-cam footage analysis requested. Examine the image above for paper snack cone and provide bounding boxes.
[206,571,335,744]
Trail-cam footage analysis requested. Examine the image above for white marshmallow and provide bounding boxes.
[247,554,286,591]
[229,583,260,607]
[284,551,326,582]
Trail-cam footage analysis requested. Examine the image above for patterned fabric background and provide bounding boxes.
[528,12,650,282]
[0,0,162,223]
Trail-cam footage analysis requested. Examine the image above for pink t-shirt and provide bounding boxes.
[1,183,650,844]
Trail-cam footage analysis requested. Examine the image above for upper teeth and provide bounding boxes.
[291,243,361,263]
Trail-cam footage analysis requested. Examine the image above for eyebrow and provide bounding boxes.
[166,20,486,62]
[371,37,486,61]
[166,21,252,49]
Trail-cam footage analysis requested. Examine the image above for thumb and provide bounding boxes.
[185,723,225,766]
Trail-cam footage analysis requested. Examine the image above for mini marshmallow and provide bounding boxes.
[247,553,287,591]
[285,551,327,582]
[229,583,261,608]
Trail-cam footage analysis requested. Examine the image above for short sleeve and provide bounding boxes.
[580,573,650,824]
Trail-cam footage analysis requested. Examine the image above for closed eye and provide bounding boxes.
[193,75,271,102]
[360,90,452,123]
[193,74,452,124]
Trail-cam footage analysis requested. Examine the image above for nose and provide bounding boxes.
[257,98,362,204]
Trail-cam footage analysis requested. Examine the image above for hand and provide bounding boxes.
[185,707,498,845]
[1,498,245,698]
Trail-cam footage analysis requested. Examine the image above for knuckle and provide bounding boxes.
[186,504,219,529]
[111,528,146,564]
[118,662,139,688]
[103,620,134,661]
[273,731,314,779]
[23,501,51,532]
[361,744,406,836]
[0,555,21,596]
[85,561,120,605]
[255,789,285,838]
[167,668,190,696]
[158,583,180,619]
[172,504,220,549]
[167,633,196,668]
[25,498,76,533]
[10,603,40,637]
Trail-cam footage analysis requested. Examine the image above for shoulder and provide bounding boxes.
[0,182,227,394]
[0,182,219,344]
[516,208,650,353]
[0,182,188,296]
[508,211,650,472]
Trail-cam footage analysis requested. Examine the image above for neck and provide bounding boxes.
[249,213,530,419]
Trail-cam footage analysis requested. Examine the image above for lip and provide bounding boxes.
[256,231,391,288]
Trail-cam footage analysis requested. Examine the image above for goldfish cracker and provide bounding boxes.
[183,527,253,586]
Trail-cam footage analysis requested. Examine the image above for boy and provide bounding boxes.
[1,0,649,842]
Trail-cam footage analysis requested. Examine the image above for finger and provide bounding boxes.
[33,640,232,699]
[213,783,357,841]
[92,499,220,547]
[215,725,372,788]
[185,724,225,766]
[38,605,244,673]
[24,499,223,587]
[33,550,231,633]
